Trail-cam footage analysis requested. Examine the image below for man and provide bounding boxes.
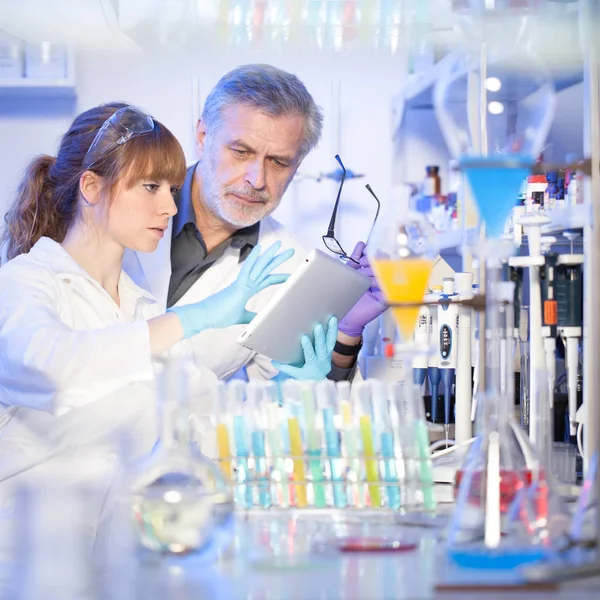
[124,64,386,382]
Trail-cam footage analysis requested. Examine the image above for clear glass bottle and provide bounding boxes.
[129,357,234,556]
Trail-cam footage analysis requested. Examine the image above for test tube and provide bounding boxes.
[301,382,326,507]
[213,381,232,482]
[316,380,347,508]
[353,381,382,508]
[338,381,364,507]
[246,382,272,509]
[393,382,436,512]
[228,381,252,508]
[264,384,289,508]
[370,380,401,510]
[282,380,308,508]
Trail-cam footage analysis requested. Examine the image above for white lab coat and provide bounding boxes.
[0,237,218,539]
[123,215,309,381]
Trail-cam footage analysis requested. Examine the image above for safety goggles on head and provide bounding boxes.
[82,105,155,170]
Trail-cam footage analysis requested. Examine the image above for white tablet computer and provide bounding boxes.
[236,249,371,365]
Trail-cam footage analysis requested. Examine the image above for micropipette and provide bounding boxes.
[438,277,458,440]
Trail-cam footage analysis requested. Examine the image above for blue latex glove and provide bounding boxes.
[272,316,338,381]
[169,241,294,339]
[338,241,387,337]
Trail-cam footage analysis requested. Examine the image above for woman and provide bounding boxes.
[0,103,336,526]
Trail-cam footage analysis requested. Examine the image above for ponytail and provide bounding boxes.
[1,155,72,262]
[1,101,186,264]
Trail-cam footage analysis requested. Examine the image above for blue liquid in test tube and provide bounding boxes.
[381,431,401,510]
[233,415,252,509]
[251,430,271,508]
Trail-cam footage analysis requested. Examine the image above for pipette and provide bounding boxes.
[558,230,584,438]
[316,380,347,508]
[454,272,474,443]
[439,277,458,440]
[427,288,441,422]
[540,237,558,412]
[413,305,429,388]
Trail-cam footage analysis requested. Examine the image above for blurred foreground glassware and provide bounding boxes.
[10,461,100,600]
[128,357,233,556]
[509,369,572,548]
[447,288,562,569]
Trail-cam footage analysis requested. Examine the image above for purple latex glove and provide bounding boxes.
[338,241,387,338]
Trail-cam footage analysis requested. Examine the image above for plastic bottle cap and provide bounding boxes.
[528,175,546,184]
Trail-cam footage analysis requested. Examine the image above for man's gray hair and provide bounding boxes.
[202,64,324,157]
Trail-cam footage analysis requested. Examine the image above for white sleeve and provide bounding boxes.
[0,268,154,415]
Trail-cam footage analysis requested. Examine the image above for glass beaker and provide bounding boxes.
[128,357,234,556]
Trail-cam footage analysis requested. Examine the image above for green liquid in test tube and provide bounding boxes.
[414,420,435,510]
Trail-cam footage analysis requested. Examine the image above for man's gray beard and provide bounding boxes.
[199,156,279,228]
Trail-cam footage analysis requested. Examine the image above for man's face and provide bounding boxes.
[196,104,306,228]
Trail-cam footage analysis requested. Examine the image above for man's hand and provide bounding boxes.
[332,241,388,368]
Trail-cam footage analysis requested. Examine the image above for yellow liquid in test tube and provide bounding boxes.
[288,417,307,507]
[216,422,232,481]
[371,258,434,342]
[360,415,381,508]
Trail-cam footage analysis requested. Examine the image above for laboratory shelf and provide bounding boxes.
[0,48,76,100]
[0,78,76,99]
[401,53,584,112]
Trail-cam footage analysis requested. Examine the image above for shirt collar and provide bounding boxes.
[28,237,157,303]
[172,162,260,257]
[172,162,199,238]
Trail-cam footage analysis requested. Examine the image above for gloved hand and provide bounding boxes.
[272,316,338,381]
[169,241,294,339]
[338,241,387,338]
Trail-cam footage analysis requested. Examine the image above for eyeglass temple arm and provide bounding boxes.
[326,155,346,235]
[365,184,381,220]
[364,184,381,245]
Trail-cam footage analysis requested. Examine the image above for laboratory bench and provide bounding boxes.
[102,509,600,599]
[2,508,592,600]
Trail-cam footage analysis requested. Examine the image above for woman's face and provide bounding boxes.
[106,178,178,253]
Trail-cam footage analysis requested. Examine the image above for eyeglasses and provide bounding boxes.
[83,105,155,170]
[322,154,381,264]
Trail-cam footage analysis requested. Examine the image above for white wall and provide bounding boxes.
[0,47,405,253]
